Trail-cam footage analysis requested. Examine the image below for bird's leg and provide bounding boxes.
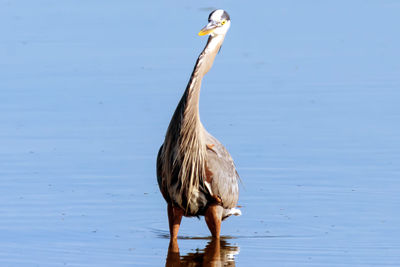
[168,238,180,255]
[204,204,223,238]
[167,204,183,242]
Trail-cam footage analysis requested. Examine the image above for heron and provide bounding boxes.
[157,9,241,243]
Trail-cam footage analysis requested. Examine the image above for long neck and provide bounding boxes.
[177,34,225,133]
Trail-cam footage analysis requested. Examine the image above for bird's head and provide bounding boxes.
[198,9,231,37]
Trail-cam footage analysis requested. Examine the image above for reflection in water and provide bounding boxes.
[166,239,239,267]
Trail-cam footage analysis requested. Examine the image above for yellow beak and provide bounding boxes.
[198,22,217,36]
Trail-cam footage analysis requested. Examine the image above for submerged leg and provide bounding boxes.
[204,205,223,238]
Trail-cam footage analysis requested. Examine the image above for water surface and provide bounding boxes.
[1,0,399,266]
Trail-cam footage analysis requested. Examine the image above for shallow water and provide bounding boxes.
[1,0,400,266]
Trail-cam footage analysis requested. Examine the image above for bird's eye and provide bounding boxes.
[221,20,226,25]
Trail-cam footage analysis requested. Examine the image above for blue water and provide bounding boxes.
[1,1,399,266]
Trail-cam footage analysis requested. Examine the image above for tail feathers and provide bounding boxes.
[222,208,242,221]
